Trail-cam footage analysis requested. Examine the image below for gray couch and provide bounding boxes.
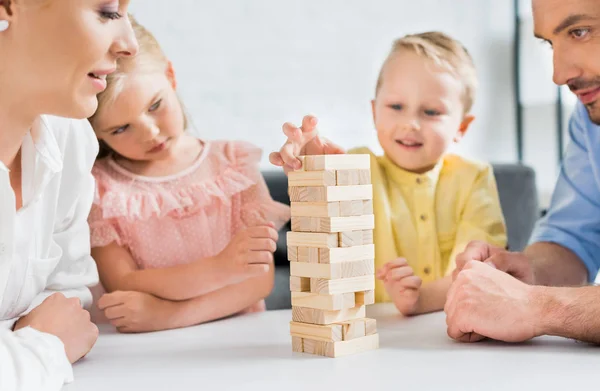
[262,164,539,310]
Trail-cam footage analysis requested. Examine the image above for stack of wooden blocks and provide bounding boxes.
[287,154,379,358]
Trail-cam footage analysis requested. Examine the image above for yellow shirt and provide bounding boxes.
[350,148,507,303]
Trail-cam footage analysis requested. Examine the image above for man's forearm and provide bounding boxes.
[524,242,588,286]
[534,285,600,343]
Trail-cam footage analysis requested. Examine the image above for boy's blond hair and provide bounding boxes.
[375,31,478,114]
[90,15,188,158]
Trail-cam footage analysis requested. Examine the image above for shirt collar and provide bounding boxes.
[21,116,63,206]
[378,154,443,187]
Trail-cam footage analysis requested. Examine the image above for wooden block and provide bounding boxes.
[341,319,366,341]
[290,276,311,292]
[292,336,304,352]
[303,155,370,171]
[339,230,373,247]
[287,232,339,248]
[291,262,334,279]
[300,334,379,358]
[355,290,375,306]
[302,338,328,356]
[291,202,340,217]
[291,292,356,310]
[362,230,374,245]
[336,169,371,186]
[320,244,375,264]
[311,275,375,295]
[290,321,343,342]
[290,259,374,279]
[292,306,366,325]
[288,170,336,187]
[287,246,298,262]
[338,259,374,278]
[291,215,374,233]
[289,185,372,202]
[363,199,373,214]
[339,200,364,217]
[365,318,377,336]
[297,247,319,263]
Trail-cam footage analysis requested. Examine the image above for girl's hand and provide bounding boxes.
[269,115,345,174]
[98,291,174,333]
[377,258,422,316]
[217,223,278,284]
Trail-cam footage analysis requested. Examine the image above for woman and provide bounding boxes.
[0,0,137,389]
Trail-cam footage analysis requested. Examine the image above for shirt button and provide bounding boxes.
[0,243,5,255]
[420,214,428,221]
[424,266,431,275]
[416,178,423,184]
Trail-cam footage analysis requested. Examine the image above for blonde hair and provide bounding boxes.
[375,31,478,113]
[90,15,188,158]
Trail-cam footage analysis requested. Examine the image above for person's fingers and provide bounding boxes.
[248,238,277,252]
[97,292,126,310]
[283,122,303,140]
[388,266,415,281]
[454,241,493,272]
[279,140,302,170]
[301,115,318,134]
[398,275,422,289]
[247,226,279,241]
[269,152,285,167]
[104,304,127,320]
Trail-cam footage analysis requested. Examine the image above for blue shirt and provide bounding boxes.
[531,102,600,282]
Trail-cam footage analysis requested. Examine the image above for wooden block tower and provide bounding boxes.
[287,154,379,358]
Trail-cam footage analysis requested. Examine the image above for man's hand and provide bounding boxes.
[453,241,535,285]
[445,261,543,343]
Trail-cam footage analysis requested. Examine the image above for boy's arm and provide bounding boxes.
[447,164,508,274]
[414,276,452,314]
[405,165,506,315]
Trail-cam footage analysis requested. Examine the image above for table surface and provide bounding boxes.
[64,304,600,391]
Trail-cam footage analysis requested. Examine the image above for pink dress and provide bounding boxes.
[88,140,290,315]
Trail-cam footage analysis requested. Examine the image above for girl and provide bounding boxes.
[0,0,137,389]
[88,18,290,333]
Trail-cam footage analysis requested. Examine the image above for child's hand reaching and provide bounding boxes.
[217,223,278,284]
[98,291,174,333]
[377,258,423,316]
[269,115,345,174]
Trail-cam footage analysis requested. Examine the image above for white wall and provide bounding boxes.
[129,0,518,169]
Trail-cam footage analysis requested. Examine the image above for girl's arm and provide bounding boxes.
[98,266,275,333]
[92,223,277,301]
[92,243,229,301]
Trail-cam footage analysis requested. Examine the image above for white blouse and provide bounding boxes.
[0,115,99,390]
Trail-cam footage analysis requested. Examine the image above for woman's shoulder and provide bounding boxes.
[40,115,98,171]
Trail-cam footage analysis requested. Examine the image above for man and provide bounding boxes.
[445,0,600,344]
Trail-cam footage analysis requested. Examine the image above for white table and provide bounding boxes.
[64,304,600,391]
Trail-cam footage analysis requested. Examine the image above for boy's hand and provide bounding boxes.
[98,291,174,333]
[376,258,422,316]
[269,115,345,174]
